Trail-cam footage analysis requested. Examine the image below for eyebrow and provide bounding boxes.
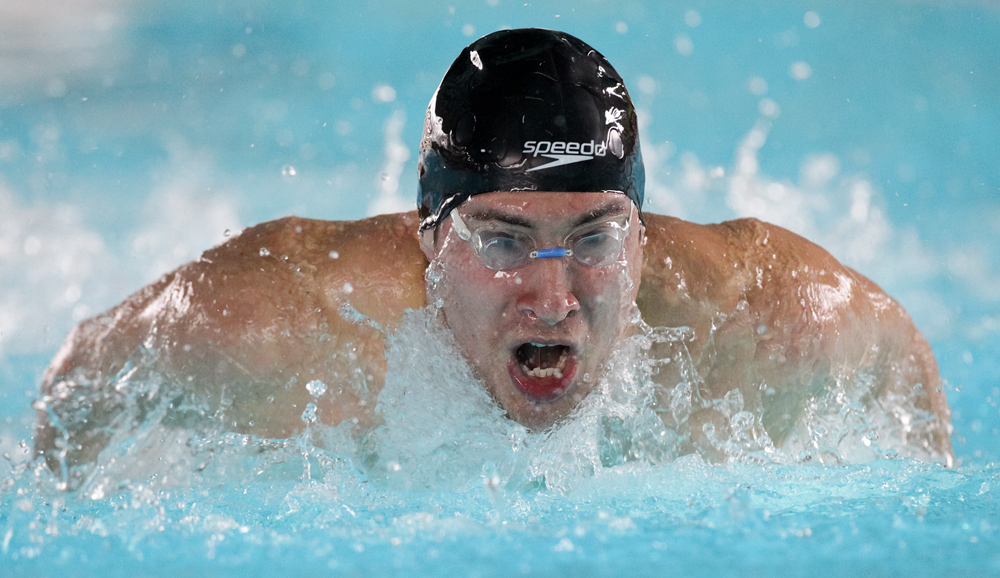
[569,202,628,228]
[463,201,628,230]
[462,208,533,228]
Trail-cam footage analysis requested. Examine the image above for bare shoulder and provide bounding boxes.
[287,212,429,329]
[189,212,427,333]
[120,210,426,396]
[639,214,743,325]
[639,213,951,460]
[640,213,894,327]
[43,211,426,382]
[37,212,429,471]
[100,212,428,376]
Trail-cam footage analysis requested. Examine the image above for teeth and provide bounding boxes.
[520,348,569,379]
[524,367,562,378]
[522,367,564,378]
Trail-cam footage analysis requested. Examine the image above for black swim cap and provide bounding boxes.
[417,28,644,232]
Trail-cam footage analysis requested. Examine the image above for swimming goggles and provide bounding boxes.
[449,204,632,271]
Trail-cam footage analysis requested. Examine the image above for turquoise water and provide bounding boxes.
[2,0,999,575]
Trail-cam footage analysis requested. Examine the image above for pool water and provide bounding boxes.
[2,0,999,575]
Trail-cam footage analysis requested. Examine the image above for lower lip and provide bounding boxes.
[507,355,578,403]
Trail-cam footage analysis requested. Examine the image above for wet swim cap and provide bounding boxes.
[417,28,645,232]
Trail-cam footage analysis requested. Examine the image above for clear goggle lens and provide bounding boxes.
[451,206,631,271]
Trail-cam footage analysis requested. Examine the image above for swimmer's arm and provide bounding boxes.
[718,218,951,460]
[34,220,330,470]
[35,274,177,471]
[35,212,428,473]
[638,214,951,461]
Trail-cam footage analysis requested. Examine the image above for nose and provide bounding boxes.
[516,258,581,326]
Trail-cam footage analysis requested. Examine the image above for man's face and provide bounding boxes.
[422,191,644,429]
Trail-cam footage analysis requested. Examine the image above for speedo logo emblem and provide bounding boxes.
[523,140,607,172]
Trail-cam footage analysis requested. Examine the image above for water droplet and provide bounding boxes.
[371,84,396,103]
[301,403,318,424]
[224,229,231,237]
[790,61,812,81]
[259,247,271,257]
[306,379,328,398]
[329,250,339,259]
[281,164,297,177]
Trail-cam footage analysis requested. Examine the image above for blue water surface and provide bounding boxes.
[2,0,999,576]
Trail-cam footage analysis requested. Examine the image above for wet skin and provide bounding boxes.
[421,192,643,429]
[35,196,954,473]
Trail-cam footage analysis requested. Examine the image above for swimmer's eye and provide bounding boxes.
[475,230,533,270]
[571,230,621,267]
[566,222,628,267]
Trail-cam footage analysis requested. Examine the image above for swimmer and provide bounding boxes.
[34,29,953,480]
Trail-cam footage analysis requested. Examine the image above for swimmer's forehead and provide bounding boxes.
[459,192,631,230]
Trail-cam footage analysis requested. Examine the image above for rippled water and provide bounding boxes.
[3,0,999,575]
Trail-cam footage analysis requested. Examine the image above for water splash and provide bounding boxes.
[8,284,962,572]
[26,294,950,500]
[0,301,986,573]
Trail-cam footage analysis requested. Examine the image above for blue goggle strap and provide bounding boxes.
[530,248,573,259]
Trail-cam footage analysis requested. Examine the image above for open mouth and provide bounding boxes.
[507,342,578,403]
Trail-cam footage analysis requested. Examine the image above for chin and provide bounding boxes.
[491,370,595,431]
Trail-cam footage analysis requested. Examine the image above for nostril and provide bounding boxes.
[517,289,580,325]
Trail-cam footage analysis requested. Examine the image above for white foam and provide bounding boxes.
[0,186,111,357]
[0,138,241,360]
[129,138,242,283]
